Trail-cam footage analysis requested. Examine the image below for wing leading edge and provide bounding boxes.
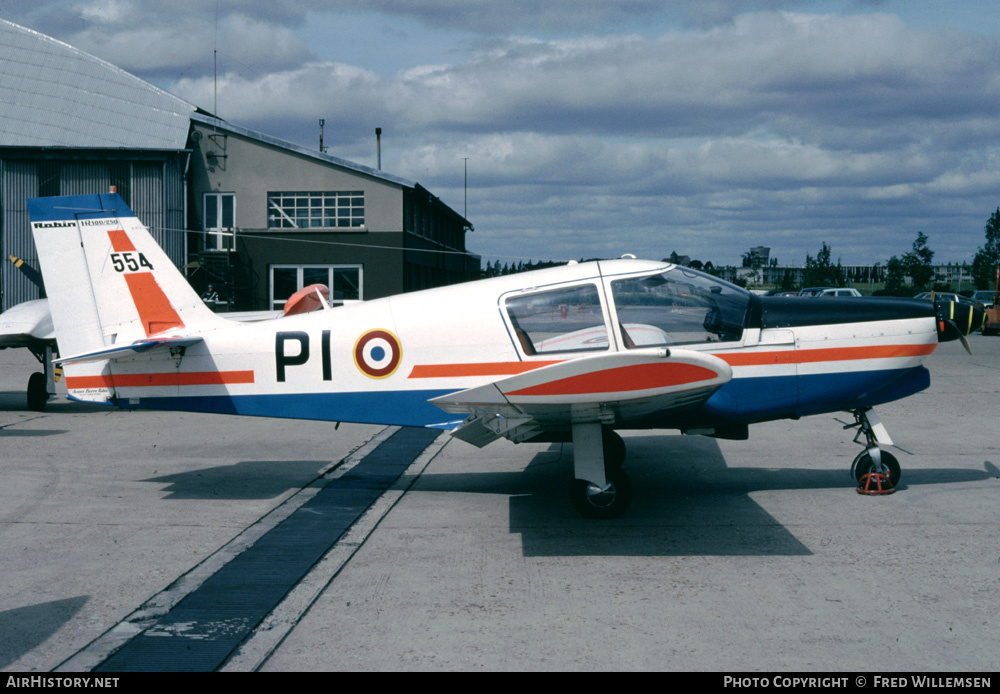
[432,348,733,447]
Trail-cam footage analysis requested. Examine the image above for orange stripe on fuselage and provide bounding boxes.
[717,343,936,367]
[66,371,255,389]
[408,344,936,379]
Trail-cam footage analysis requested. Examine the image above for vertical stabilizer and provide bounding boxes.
[28,193,219,361]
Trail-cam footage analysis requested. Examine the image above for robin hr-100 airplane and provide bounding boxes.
[27,193,984,518]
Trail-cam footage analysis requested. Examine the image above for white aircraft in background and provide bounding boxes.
[0,256,57,410]
[27,193,984,517]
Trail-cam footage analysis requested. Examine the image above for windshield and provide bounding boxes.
[611,267,751,346]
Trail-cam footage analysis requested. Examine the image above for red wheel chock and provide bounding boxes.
[857,472,895,495]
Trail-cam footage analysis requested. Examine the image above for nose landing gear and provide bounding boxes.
[846,408,900,495]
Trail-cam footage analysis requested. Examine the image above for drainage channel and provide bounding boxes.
[71,426,442,672]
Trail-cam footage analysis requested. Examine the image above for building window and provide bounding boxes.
[270,265,363,309]
[267,191,364,229]
[204,192,235,250]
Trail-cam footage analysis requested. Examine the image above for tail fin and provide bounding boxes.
[27,193,219,361]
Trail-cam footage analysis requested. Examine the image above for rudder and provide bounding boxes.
[28,193,219,361]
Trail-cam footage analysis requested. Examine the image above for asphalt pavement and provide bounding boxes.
[0,334,997,672]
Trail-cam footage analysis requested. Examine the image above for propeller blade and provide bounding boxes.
[946,320,972,354]
[8,255,44,291]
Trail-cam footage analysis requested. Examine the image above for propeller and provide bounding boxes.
[9,255,45,292]
[934,296,985,354]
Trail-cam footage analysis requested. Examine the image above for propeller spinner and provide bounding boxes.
[935,297,985,353]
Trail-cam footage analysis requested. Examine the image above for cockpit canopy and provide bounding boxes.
[504,265,752,355]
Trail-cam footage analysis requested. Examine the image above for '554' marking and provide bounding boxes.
[111,252,154,273]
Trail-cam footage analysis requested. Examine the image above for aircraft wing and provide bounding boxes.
[0,299,55,348]
[431,348,732,447]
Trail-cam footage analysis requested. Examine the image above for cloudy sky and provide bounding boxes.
[3,1,999,268]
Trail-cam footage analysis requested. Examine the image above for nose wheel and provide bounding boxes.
[847,409,901,494]
[853,449,900,494]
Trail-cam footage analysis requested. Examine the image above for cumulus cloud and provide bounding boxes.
[335,0,796,33]
[9,1,313,80]
[4,2,998,266]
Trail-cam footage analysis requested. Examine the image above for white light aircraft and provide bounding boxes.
[0,255,58,410]
[28,193,984,517]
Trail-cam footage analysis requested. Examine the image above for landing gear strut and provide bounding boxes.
[846,408,900,494]
[569,423,632,518]
[26,345,57,412]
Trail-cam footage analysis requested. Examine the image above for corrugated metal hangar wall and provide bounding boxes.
[0,152,188,311]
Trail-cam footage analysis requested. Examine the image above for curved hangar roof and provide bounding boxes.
[0,19,196,149]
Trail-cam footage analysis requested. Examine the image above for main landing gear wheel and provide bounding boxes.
[571,466,633,519]
[603,429,626,468]
[853,449,900,494]
[27,371,49,412]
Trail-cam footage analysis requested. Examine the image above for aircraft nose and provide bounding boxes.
[935,298,985,349]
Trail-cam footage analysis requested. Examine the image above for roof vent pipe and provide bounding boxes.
[376,127,382,170]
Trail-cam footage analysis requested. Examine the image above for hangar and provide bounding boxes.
[0,19,477,312]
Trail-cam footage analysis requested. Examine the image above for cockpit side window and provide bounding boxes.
[611,268,750,347]
[505,284,609,354]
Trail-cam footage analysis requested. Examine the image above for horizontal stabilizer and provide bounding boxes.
[55,335,204,365]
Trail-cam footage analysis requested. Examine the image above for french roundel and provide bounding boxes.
[354,329,402,379]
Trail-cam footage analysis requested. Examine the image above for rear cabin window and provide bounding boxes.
[611,268,750,347]
[505,284,609,355]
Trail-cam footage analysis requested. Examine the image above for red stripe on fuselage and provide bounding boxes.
[408,343,934,380]
[504,362,718,397]
[66,371,255,389]
[718,343,936,367]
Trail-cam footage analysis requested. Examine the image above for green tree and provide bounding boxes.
[803,242,842,287]
[884,255,907,296]
[902,232,934,293]
[972,208,1000,289]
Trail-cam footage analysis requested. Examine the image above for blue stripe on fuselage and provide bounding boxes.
[131,389,458,428]
[109,366,930,431]
[699,366,930,424]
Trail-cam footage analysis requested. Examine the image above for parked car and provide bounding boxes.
[799,287,862,297]
[971,290,995,309]
[798,287,830,296]
[914,291,959,302]
[913,291,980,308]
